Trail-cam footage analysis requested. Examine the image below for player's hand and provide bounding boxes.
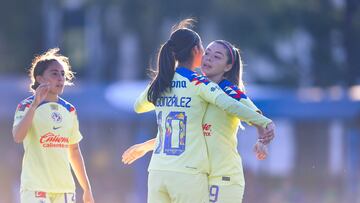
[257,122,275,145]
[253,141,268,160]
[122,143,147,164]
[83,189,94,203]
[33,83,50,107]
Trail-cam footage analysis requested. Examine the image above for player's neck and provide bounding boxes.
[45,93,59,102]
[178,61,195,71]
[208,75,223,84]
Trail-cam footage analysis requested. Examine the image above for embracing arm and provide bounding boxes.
[215,94,272,128]
[122,138,156,164]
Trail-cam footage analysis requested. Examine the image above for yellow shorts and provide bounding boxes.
[148,170,209,203]
[21,190,76,203]
[209,184,244,203]
[208,174,245,203]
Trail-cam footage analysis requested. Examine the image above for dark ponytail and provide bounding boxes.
[147,19,201,104]
[147,41,176,104]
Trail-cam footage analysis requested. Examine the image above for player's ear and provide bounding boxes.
[224,63,232,72]
[36,75,45,84]
[193,44,203,56]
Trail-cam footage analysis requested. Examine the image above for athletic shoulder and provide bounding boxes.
[16,96,35,112]
[57,97,76,113]
[175,67,211,86]
[218,79,247,101]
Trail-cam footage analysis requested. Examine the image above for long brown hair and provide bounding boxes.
[28,48,75,92]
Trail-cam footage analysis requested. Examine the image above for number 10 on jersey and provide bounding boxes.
[154,111,187,156]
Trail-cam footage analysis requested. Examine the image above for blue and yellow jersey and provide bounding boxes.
[135,67,224,174]
[135,67,271,175]
[13,96,82,193]
[204,79,260,185]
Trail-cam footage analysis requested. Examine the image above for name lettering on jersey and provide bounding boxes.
[40,132,69,148]
[171,80,187,88]
[51,112,62,123]
[202,123,212,136]
[156,95,191,108]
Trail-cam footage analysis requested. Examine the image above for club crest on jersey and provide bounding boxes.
[211,86,221,92]
[51,112,62,123]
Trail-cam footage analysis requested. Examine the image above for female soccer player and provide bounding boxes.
[123,40,272,203]
[202,40,271,203]
[12,48,94,203]
[129,19,274,203]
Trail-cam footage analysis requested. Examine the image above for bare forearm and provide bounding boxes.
[69,145,92,191]
[143,138,156,152]
[12,105,37,143]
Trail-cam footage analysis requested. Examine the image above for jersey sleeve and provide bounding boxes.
[196,81,224,104]
[13,101,32,127]
[134,85,155,113]
[239,97,263,126]
[215,94,272,128]
[69,110,83,145]
[240,97,261,113]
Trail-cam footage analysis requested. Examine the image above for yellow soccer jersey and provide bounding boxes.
[13,96,83,193]
[204,79,260,185]
[135,67,271,175]
[135,67,224,174]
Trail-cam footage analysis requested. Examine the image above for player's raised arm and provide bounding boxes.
[12,83,50,143]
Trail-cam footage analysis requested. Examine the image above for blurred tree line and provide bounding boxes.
[0,0,359,87]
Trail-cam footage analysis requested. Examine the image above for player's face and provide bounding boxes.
[37,61,66,95]
[201,42,232,80]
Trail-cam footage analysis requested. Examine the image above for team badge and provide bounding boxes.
[51,112,62,123]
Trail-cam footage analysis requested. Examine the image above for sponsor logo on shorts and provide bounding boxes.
[35,191,46,198]
[222,176,231,181]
